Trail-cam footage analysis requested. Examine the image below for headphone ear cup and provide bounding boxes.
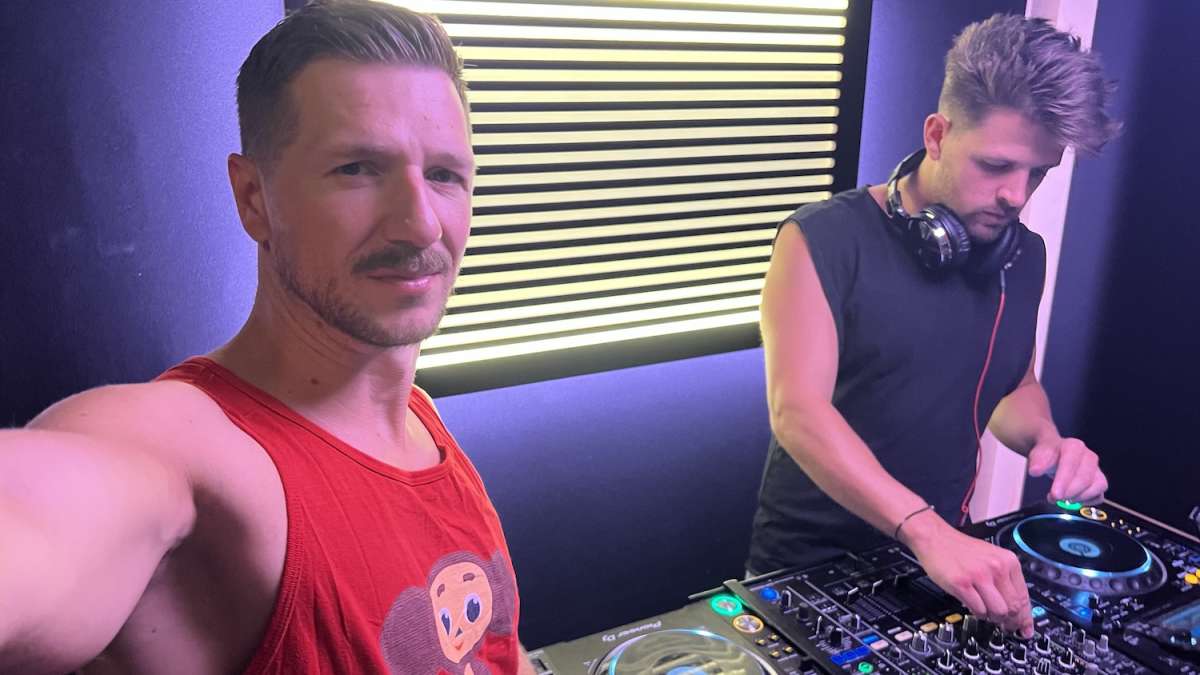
[913,203,972,271]
[966,222,1023,280]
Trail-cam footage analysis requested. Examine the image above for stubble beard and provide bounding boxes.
[273,250,450,348]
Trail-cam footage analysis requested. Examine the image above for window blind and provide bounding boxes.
[388,0,869,392]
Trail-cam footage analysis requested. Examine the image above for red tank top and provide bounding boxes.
[158,357,521,675]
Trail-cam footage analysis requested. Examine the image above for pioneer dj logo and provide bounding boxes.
[602,620,663,642]
[1059,536,1103,558]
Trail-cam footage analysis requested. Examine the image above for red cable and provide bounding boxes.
[959,278,1008,526]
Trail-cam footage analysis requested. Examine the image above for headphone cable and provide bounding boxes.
[959,270,1007,526]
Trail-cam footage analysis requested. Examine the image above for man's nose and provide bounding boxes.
[996,172,1031,212]
[382,168,441,248]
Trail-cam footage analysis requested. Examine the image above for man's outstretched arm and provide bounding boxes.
[0,388,195,675]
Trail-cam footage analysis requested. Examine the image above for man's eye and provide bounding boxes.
[428,168,464,185]
[335,162,371,176]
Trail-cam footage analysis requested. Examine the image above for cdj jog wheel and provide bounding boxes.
[999,514,1167,595]
[591,628,775,675]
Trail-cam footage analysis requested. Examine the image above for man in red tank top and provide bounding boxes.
[0,2,536,673]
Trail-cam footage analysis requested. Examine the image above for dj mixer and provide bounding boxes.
[530,500,1200,674]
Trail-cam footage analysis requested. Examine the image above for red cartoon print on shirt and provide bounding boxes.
[380,551,516,675]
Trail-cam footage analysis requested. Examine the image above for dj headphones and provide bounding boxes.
[885,149,1023,281]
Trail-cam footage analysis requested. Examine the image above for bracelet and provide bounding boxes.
[893,504,935,541]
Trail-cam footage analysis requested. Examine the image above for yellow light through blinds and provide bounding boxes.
[384,0,851,370]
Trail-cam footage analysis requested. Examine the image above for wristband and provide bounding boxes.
[893,504,935,541]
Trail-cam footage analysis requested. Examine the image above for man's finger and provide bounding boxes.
[975,581,1011,627]
[1049,445,1084,501]
[1004,559,1034,637]
[1061,453,1097,501]
[1077,473,1108,504]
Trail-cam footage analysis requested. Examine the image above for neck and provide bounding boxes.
[211,268,420,451]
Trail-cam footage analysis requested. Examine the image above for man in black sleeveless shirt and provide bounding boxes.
[748,14,1120,637]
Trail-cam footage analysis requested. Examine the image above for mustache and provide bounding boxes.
[352,245,451,277]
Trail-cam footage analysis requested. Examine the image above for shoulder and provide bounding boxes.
[785,188,879,230]
[29,380,239,466]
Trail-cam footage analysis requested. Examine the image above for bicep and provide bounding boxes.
[1,391,195,671]
[761,222,839,415]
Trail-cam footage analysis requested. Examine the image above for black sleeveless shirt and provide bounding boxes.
[747,187,1046,574]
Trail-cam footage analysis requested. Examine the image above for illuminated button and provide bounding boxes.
[769,634,779,641]
[870,640,888,651]
[1056,499,1083,511]
[710,594,743,617]
[1079,506,1108,521]
[858,662,876,673]
[783,646,795,654]
[759,587,780,602]
[755,638,768,646]
[895,630,914,642]
[921,622,939,633]
[946,613,964,624]
[732,614,765,634]
[1031,606,1047,619]
[769,650,782,659]
[1185,573,1199,585]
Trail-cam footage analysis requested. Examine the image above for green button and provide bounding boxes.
[1056,500,1082,511]
[857,662,875,674]
[709,594,743,617]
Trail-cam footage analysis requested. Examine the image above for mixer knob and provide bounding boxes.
[962,614,980,638]
[1011,642,1028,663]
[912,632,932,654]
[815,616,827,637]
[937,649,955,671]
[964,637,981,660]
[1086,593,1100,609]
[1035,634,1052,654]
[1058,648,1077,669]
[829,627,845,647]
[988,631,1005,651]
[937,621,956,644]
[985,655,1003,673]
[1083,638,1097,659]
[851,613,862,630]
[1035,657,1052,674]
[779,590,793,609]
[1073,628,1087,647]
[1099,634,1110,652]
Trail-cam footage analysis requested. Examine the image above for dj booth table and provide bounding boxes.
[530,500,1200,674]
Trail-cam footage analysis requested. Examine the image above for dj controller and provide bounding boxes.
[530,500,1200,674]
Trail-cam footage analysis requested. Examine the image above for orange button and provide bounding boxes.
[1185,573,1199,586]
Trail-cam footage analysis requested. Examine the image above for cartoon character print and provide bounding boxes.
[380,550,516,675]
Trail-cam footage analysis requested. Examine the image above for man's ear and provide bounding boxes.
[923,112,951,161]
[228,153,271,248]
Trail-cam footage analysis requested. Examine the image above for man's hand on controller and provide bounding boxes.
[1027,436,1107,504]
[901,513,1035,638]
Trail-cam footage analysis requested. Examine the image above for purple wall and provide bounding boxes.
[1039,1,1200,532]
[0,1,281,424]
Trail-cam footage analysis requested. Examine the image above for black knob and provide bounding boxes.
[964,637,981,660]
[912,632,932,654]
[779,590,793,609]
[1011,642,1028,663]
[829,627,845,646]
[1035,634,1052,653]
[963,614,981,638]
[1035,657,1052,674]
[988,631,1005,651]
[986,655,1003,673]
[1058,648,1076,669]
[937,622,956,644]
[937,649,955,671]
[1086,593,1100,609]
[851,613,862,630]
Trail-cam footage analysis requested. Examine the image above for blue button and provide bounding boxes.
[860,633,880,644]
[759,587,780,602]
[831,646,871,665]
[1032,606,1047,619]
[1073,606,1093,621]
